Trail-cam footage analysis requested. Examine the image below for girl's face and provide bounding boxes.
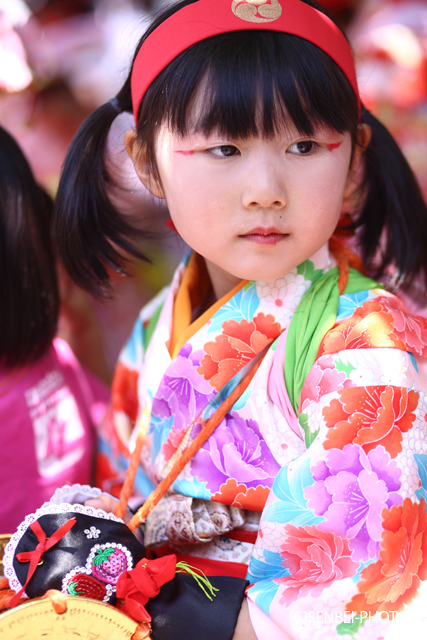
[129,113,355,301]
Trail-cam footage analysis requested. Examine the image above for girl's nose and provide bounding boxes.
[241,162,287,210]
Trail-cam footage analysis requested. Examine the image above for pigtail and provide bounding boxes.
[54,1,197,297]
[0,127,59,367]
[53,76,148,297]
[354,106,427,289]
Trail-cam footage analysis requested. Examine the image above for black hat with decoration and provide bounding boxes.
[3,484,146,607]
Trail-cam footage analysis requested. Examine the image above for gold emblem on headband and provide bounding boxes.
[232,0,282,23]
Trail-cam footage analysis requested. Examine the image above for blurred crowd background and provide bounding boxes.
[1,0,426,380]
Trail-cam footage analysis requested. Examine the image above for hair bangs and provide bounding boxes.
[141,30,358,147]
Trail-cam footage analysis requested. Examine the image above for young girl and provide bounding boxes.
[15,0,427,638]
[0,125,109,531]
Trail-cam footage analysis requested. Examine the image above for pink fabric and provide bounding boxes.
[267,329,304,440]
[0,338,109,532]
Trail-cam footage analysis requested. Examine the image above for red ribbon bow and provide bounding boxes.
[116,554,177,622]
[8,518,76,609]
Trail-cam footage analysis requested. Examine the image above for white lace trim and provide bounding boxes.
[3,492,125,596]
[49,483,103,505]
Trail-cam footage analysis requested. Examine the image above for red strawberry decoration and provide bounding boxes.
[92,547,128,585]
[67,574,106,601]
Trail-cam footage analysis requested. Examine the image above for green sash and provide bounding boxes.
[284,267,383,417]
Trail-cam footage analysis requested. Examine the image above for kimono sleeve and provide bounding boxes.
[95,288,168,499]
[246,340,427,640]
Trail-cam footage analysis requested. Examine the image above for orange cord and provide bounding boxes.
[127,352,267,532]
[115,415,148,520]
[115,435,144,519]
[329,236,365,294]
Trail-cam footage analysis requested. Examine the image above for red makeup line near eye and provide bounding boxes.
[176,144,342,154]
[327,141,343,152]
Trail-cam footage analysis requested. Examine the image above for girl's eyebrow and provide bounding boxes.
[175,150,195,155]
[327,141,343,152]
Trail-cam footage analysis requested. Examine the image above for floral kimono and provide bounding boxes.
[97,244,427,639]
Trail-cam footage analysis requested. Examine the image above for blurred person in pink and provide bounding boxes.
[0,125,109,532]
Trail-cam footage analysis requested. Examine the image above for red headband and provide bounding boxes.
[131,0,360,123]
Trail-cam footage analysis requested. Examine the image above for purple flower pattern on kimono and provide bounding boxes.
[190,411,281,493]
[304,443,402,561]
[152,343,215,432]
[150,344,215,467]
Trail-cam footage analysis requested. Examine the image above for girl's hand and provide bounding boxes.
[85,494,119,514]
[233,599,258,640]
[85,495,143,542]
[85,494,134,525]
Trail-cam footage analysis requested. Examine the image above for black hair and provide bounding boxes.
[0,126,59,367]
[54,0,427,295]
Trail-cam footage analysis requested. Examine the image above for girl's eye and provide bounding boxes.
[208,145,239,158]
[288,141,317,155]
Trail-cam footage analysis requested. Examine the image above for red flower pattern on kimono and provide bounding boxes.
[211,478,270,511]
[112,362,139,425]
[319,296,427,358]
[319,300,399,355]
[377,295,427,356]
[275,524,359,605]
[347,499,427,615]
[323,386,419,457]
[198,313,281,391]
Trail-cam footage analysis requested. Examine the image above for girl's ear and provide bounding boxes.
[344,123,372,198]
[353,123,372,168]
[124,129,165,199]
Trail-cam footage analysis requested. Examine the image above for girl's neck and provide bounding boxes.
[194,283,217,321]
[203,257,243,303]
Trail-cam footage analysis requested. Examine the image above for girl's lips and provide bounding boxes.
[240,228,288,245]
